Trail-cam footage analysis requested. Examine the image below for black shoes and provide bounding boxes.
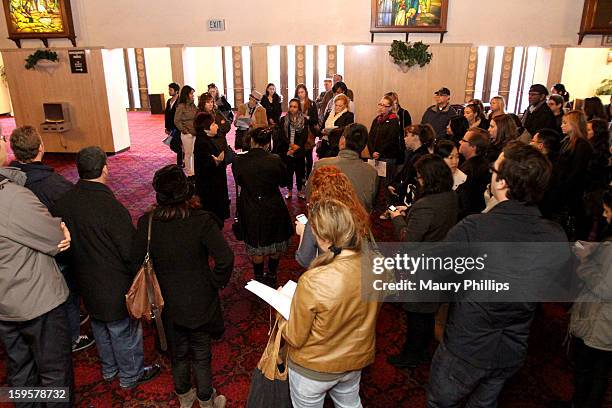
[71,334,95,353]
[121,364,162,389]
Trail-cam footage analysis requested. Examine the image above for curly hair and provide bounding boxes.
[308,166,370,237]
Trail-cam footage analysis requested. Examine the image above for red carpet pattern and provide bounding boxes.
[0,112,608,407]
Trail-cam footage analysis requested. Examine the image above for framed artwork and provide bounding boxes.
[371,0,449,41]
[578,0,612,44]
[2,0,77,48]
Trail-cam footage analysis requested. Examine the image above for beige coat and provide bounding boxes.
[236,103,267,129]
[174,102,198,135]
[280,253,381,374]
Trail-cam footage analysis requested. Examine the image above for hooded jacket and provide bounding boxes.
[0,167,68,321]
[9,161,73,209]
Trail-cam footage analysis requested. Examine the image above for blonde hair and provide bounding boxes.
[334,94,350,109]
[563,110,588,152]
[309,199,362,269]
[385,91,400,113]
[490,96,506,115]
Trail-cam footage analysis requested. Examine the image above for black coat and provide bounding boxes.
[392,190,458,313]
[390,144,430,205]
[261,94,282,125]
[274,115,308,158]
[131,210,234,331]
[421,105,458,140]
[368,114,402,161]
[10,161,73,209]
[51,181,136,322]
[522,102,557,137]
[232,148,294,248]
[322,110,355,153]
[165,97,178,131]
[194,133,230,221]
[216,96,233,122]
[396,107,413,162]
[558,137,593,213]
[442,200,570,369]
[457,154,490,219]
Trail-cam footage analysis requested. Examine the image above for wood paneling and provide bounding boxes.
[250,44,268,93]
[134,48,150,109]
[232,46,244,106]
[280,46,288,111]
[169,45,185,86]
[327,45,336,78]
[344,44,471,127]
[546,46,567,90]
[498,47,514,99]
[464,47,478,103]
[295,45,305,86]
[2,48,128,153]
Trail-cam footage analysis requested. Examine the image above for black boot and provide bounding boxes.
[253,262,264,283]
[265,257,280,288]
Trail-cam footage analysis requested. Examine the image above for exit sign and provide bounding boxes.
[208,19,225,31]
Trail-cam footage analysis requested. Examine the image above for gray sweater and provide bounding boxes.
[0,167,68,321]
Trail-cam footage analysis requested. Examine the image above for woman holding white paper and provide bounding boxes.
[280,199,380,408]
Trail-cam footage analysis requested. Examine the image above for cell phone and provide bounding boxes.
[388,205,397,212]
[296,214,308,225]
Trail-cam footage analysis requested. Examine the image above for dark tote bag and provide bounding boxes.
[246,316,292,408]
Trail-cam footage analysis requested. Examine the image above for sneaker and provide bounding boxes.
[72,334,95,352]
[121,364,161,389]
[79,313,90,326]
[198,388,226,408]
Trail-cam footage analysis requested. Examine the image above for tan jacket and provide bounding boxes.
[174,102,198,135]
[236,103,268,129]
[280,252,381,373]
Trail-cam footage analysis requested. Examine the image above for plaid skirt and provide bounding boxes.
[245,239,290,257]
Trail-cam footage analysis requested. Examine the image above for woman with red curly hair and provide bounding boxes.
[295,165,370,268]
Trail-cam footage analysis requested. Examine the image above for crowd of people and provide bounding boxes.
[0,75,610,408]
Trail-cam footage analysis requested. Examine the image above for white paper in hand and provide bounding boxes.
[367,159,387,177]
[245,280,297,320]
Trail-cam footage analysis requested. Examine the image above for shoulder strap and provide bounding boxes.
[146,212,153,257]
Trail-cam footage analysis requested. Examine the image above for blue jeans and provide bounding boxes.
[58,262,80,343]
[288,368,362,408]
[90,317,144,388]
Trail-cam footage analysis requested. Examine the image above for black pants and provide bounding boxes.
[167,321,213,401]
[286,155,306,192]
[404,311,435,356]
[572,337,612,408]
[304,148,313,181]
[0,304,74,408]
[427,343,521,408]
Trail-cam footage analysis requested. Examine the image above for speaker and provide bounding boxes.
[149,94,165,114]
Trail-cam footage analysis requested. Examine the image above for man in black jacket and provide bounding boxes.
[522,84,557,137]
[9,125,95,353]
[52,147,160,389]
[421,87,457,140]
[457,128,490,219]
[427,143,571,407]
[165,82,183,167]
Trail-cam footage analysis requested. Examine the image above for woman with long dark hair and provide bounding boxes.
[434,139,467,190]
[260,83,282,126]
[295,84,319,179]
[197,92,231,154]
[275,98,308,200]
[207,83,233,121]
[584,119,612,239]
[446,116,469,146]
[584,97,607,121]
[193,113,230,222]
[464,103,489,131]
[389,154,457,368]
[232,127,293,287]
[174,85,197,177]
[131,165,233,408]
[487,114,519,162]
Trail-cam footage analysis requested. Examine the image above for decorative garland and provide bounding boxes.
[25,50,59,70]
[388,40,433,69]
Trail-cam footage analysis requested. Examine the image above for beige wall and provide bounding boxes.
[562,48,612,99]
[2,48,129,153]
[345,44,470,126]
[0,0,592,49]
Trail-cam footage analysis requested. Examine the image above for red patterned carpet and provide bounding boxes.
[0,112,608,407]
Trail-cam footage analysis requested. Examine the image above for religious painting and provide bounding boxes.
[2,0,76,47]
[578,0,612,44]
[371,0,448,34]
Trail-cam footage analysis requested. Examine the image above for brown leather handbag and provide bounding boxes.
[125,212,167,351]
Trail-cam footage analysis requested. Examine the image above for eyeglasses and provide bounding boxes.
[377,103,391,108]
[460,138,473,145]
[488,163,499,174]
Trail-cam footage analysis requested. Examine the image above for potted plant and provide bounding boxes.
[388,40,433,72]
[25,50,59,70]
[594,78,612,96]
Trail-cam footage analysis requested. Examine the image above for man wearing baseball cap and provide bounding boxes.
[421,87,457,140]
[521,84,557,137]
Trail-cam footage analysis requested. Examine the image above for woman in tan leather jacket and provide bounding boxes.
[279,199,380,408]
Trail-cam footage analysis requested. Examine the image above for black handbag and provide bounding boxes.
[246,316,292,408]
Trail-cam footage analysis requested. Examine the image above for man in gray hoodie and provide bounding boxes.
[0,136,74,405]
